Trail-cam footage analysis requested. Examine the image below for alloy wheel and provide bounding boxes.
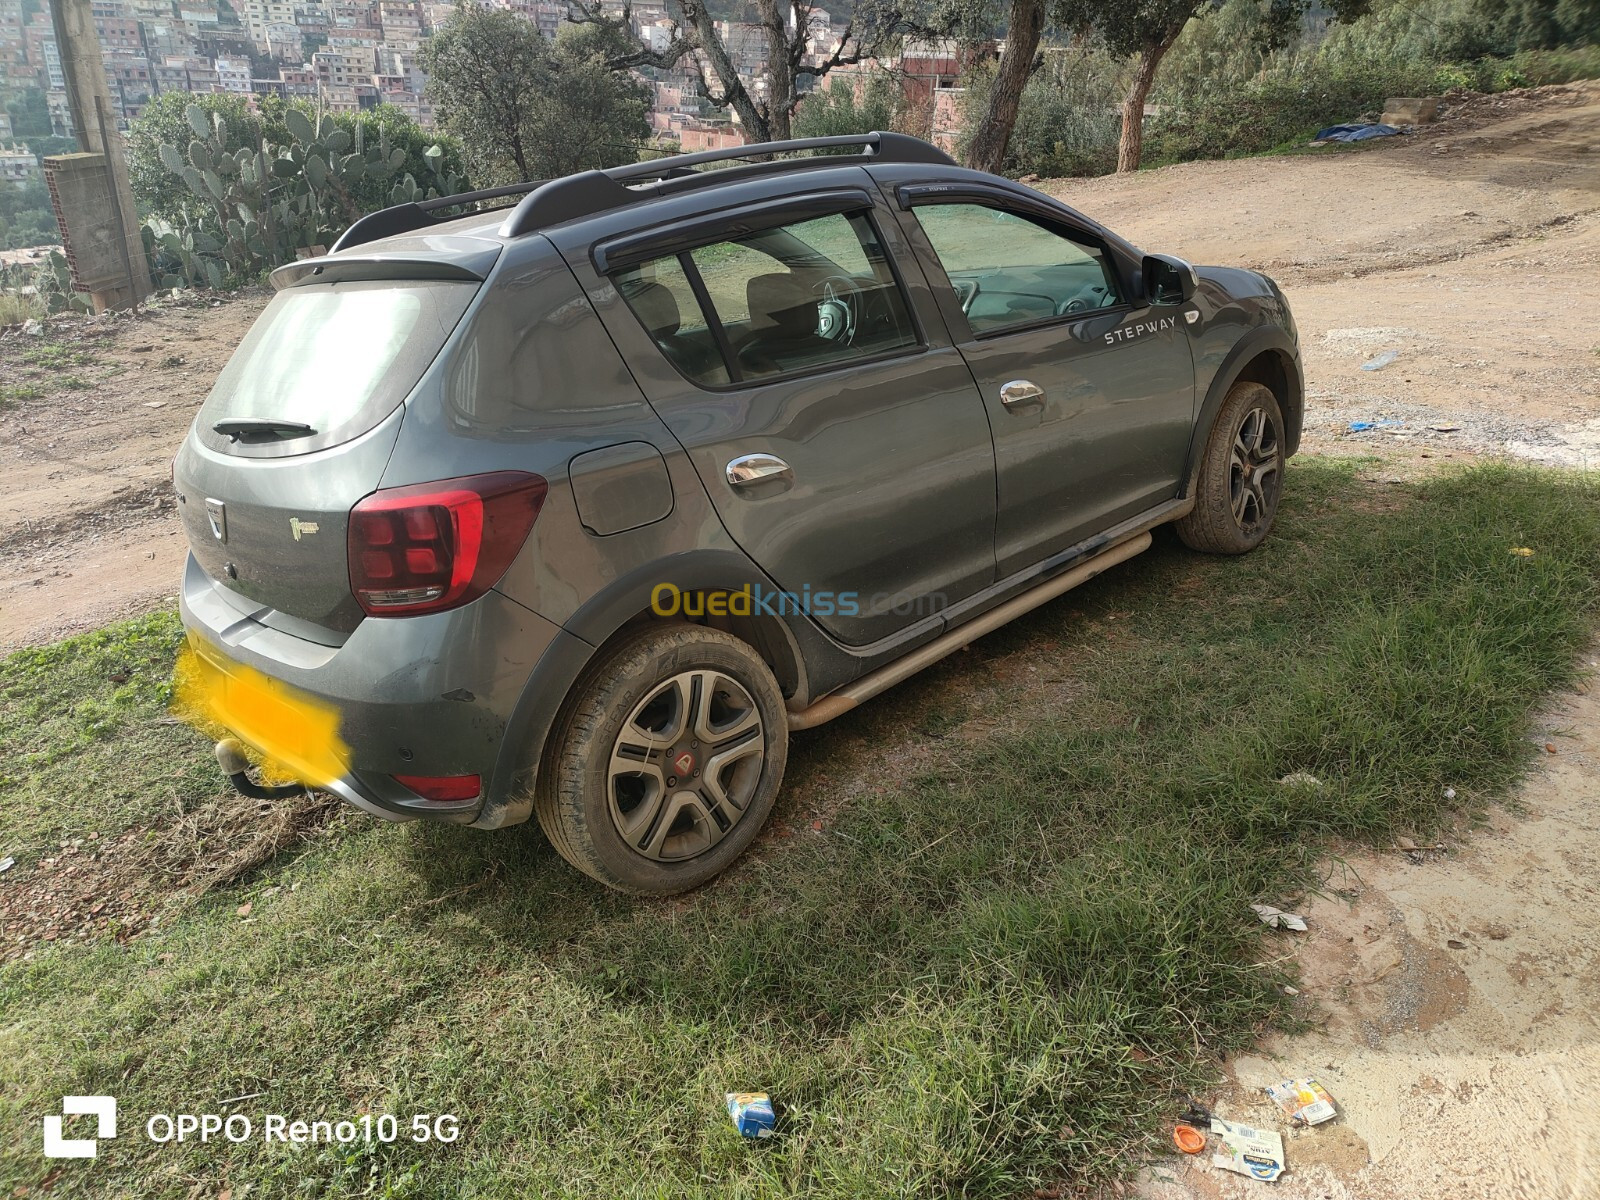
[1229,405,1281,534]
[607,669,766,862]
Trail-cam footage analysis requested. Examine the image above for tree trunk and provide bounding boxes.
[1117,38,1174,174]
[964,0,1044,174]
[757,0,795,142]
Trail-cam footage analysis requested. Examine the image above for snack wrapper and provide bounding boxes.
[1265,1077,1337,1126]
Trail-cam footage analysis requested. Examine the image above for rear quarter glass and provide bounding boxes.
[196,278,478,459]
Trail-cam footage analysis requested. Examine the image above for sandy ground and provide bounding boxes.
[1142,666,1600,1200]
[1050,82,1600,466]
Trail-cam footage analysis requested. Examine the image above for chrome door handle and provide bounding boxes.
[726,453,792,487]
[999,379,1045,407]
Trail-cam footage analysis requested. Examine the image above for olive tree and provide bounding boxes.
[422,5,652,184]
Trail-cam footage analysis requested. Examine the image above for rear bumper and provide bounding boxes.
[180,553,570,824]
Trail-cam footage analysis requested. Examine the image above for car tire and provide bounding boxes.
[534,623,789,894]
[1175,381,1286,555]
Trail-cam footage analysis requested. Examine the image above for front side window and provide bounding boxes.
[913,203,1123,336]
[616,210,918,385]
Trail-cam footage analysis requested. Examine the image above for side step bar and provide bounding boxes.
[786,531,1153,731]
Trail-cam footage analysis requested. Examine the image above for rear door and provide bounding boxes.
[174,271,481,637]
[888,185,1194,577]
[569,186,997,647]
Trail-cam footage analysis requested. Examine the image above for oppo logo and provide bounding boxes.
[42,1096,117,1158]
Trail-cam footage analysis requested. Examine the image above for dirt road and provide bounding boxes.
[3,81,1597,650]
[0,291,267,649]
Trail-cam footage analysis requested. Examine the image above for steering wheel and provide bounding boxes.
[815,275,861,344]
[1055,295,1094,317]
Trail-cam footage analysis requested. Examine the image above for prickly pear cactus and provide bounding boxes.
[147,104,465,289]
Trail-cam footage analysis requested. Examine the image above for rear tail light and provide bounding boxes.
[349,472,547,617]
[393,773,481,802]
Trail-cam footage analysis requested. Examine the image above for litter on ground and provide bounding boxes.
[1265,1077,1338,1126]
[726,1092,776,1139]
[1251,904,1308,931]
[1210,1117,1286,1182]
[1312,122,1403,143]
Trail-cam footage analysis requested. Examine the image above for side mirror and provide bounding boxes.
[1143,253,1198,306]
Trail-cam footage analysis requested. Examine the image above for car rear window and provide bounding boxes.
[197,278,476,457]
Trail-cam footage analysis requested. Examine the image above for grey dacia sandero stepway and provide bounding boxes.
[174,132,1303,893]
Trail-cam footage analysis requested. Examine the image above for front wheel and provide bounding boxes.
[1175,381,1285,555]
[534,624,789,894]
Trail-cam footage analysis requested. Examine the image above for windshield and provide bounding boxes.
[198,278,476,457]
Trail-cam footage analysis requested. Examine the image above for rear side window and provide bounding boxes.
[198,279,476,456]
[616,210,918,386]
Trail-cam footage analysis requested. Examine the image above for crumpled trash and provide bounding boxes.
[1278,772,1322,789]
[1361,349,1400,371]
[21,318,44,337]
[1349,418,1402,431]
[0,856,13,873]
[1313,122,1403,143]
[1251,904,1308,931]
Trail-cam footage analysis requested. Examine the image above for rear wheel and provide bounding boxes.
[535,624,788,894]
[1176,381,1285,555]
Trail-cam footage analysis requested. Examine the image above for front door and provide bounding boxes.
[896,198,1195,577]
[577,200,998,646]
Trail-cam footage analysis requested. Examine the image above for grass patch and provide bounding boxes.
[21,342,94,371]
[0,292,43,328]
[2,462,1598,1198]
[0,383,44,406]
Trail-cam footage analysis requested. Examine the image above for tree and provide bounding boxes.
[792,71,900,138]
[572,0,915,146]
[964,0,1044,172]
[1051,0,1209,173]
[1476,0,1600,49]
[422,4,651,185]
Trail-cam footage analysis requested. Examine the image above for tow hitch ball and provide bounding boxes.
[214,738,308,800]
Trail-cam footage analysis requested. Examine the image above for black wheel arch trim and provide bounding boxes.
[1182,326,1303,497]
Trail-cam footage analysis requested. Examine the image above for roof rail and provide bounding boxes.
[330,180,547,252]
[497,131,954,239]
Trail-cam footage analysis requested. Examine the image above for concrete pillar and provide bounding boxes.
[47,0,151,311]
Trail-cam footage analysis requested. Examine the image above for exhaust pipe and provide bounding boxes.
[214,738,308,800]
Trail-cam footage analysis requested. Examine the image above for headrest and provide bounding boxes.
[746,272,817,338]
[627,280,680,338]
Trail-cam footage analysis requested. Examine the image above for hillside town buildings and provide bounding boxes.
[0,0,973,189]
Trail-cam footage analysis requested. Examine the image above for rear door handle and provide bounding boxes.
[999,379,1045,407]
[726,453,793,487]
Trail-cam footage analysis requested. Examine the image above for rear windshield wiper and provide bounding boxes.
[212,417,317,442]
